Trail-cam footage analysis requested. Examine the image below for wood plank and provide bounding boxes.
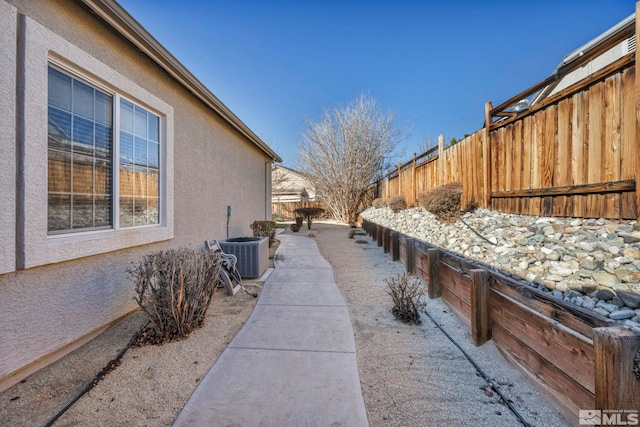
[587,82,604,216]
[441,284,472,328]
[505,125,513,194]
[542,106,556,188]
[522,116,533,213]
[491,291,595,393]
[483,103,492,208]
[511,121,523,211]
[621,66,636,180]
[490,179,635,198]
[489,276,613,337]
[603,73,622,218]
[439,262,472,304]
[594,326,640,410]
[492,324,594,425]
[620,64,636,222]
[621,191,637,219]
[571,90,586,217]
[532,111,543,191]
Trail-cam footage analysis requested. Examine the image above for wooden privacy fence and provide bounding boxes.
[380,11,640,219]
[363,219,640,425]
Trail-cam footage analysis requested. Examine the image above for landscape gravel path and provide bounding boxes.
[313,221,569,427]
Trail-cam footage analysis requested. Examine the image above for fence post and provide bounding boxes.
[483,102,493,209]
[411,153,417,206]
[470,269,491,346]
[391,231,400,261]
[383,228,390,253]
[593,326,640,411]
[405,238,415,274]
[426,248,441,299]
[377,225,383,247]
[438,134,444,186]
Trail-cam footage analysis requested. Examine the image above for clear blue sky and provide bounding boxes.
[118,0,636,167]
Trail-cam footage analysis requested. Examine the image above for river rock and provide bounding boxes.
[595,300,619,313]
[609,308,637,320]
[595,289,616,301]
[617,291,640,309]
[581,298,596,310]
[592,271,620,288]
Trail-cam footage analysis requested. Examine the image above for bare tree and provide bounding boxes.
[297,94,408,224]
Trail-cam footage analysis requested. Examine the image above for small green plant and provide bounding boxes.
[372,198,385,209]
[131,248,221,343]
[386,196,407,213]
[386,273,426,324]
[294,207,324,229]
[416,182,463,223]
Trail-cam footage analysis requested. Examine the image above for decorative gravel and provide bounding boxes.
[361,207,640,325]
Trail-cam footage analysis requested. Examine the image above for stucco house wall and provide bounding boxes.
[0,0,279,392]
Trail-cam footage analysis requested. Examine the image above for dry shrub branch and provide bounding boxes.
[386,196,407,213]
[372,198,385,208]
[131,248,222,343]
[417,182,463,223]
[386,273,426,324]
[251,220,277,246]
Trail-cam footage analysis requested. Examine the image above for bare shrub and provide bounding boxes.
[251,220,277,246]
[131,248,222,343]
[386,273,426,324]
[294,207,325,229]
[372,198,385,208]
[386,196,407,213]
[417,182,463,223]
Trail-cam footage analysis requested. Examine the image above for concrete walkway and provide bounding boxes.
[173,234,369,426]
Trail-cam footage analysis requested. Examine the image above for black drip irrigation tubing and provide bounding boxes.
[459,216,497,246]
[42,320,150,427]
[422,308,530,427]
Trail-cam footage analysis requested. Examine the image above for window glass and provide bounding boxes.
[47,65,162,234]
[48,67,71,110]
[72,79,94,119]
[119,99,160,227]
[94,91,112,125]
[47,66,113,233]
[148,114,159,142]
[120,99,134,133]
[134,106,148,138]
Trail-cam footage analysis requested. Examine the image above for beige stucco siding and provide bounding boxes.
[0,0,275,390]
[0,1,16,275]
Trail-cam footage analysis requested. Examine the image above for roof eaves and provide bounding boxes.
[79,0,282,162]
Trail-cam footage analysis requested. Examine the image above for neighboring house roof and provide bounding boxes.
[494,12,635,119]
[80,0,282,163]
[272,165,316,201]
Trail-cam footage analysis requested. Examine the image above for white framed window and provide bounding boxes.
[47,65,115,233]
[20,15,174,269]
[47,66,162,234]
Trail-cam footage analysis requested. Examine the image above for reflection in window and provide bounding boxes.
[119,99,160,227]
[47,66,113,233]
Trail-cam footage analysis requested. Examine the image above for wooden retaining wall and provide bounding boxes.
[362,219,640,425]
